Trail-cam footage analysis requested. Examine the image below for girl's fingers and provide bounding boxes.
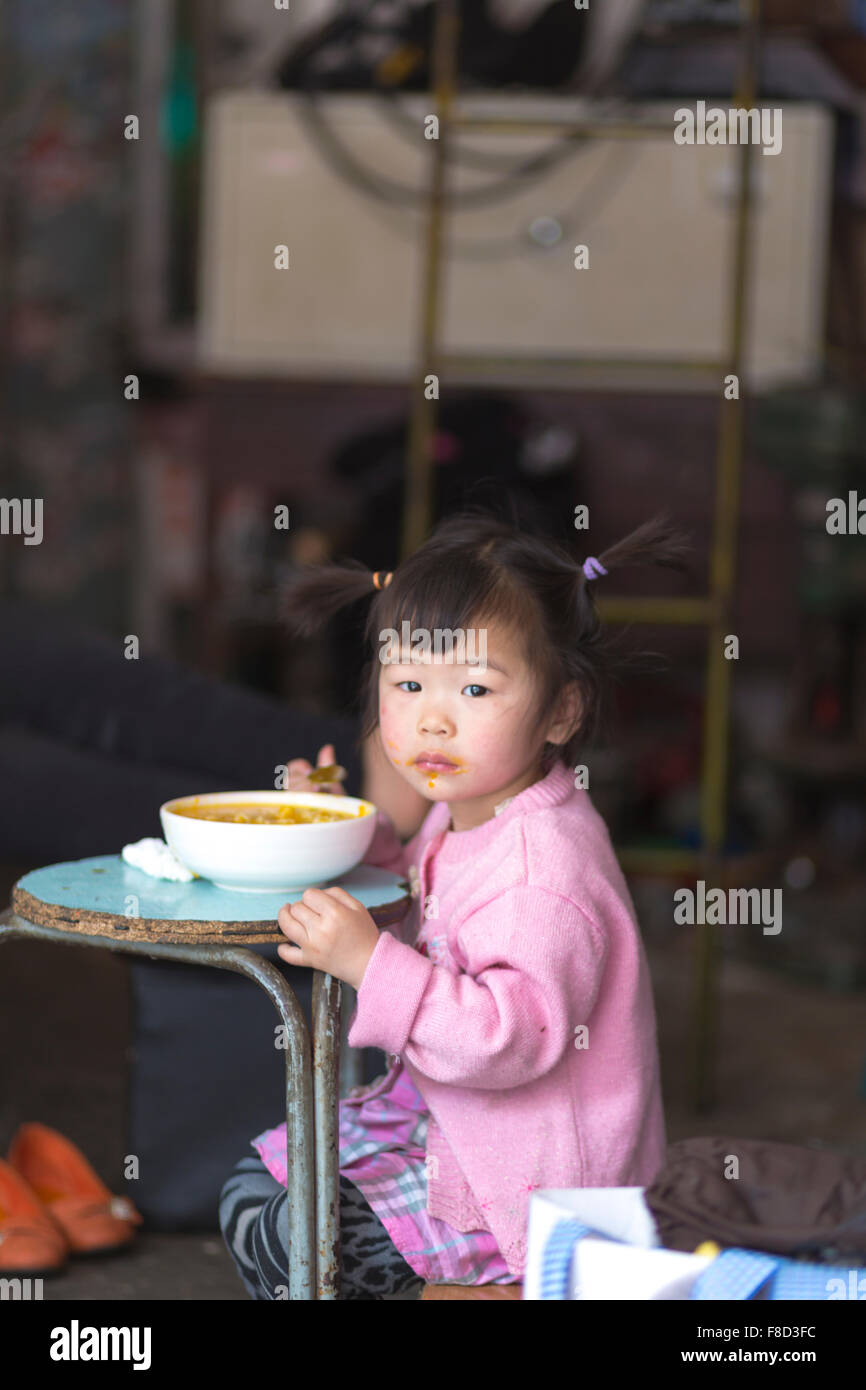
[288,899,318,928]
[278,903,310,936]
[277,906,294,934]
[287,758,314,791]
[285,751,341,794]
[299,887,329,910]
[325,885,361,909]
[312,745,340,794]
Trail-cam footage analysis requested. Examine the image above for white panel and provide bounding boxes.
[197,94,833,390]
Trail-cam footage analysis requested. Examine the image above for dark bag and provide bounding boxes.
[644,1135,866,1264]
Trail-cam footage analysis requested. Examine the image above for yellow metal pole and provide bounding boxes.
[692,0,761,1111]
[400,0,459,561]
[596,596,713,625]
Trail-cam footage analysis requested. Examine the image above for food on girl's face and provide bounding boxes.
[172,802,367,825]
[412,752,464,774]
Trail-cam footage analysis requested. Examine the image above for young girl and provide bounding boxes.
[219,510,689,1299]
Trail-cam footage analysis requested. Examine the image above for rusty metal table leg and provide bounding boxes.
[312,971,341,1299]
[339,983,362,1095]
[0,909,328,1300]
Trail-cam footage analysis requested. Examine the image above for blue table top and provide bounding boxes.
[13,855,409,924]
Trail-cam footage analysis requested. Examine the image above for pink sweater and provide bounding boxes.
[349,759,667,1279]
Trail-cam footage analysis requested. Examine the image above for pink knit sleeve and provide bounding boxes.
[347,883,609,1088]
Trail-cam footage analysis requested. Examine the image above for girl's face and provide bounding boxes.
[377,617,578,831]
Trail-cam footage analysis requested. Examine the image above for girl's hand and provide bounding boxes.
[286,743,342,795]
[277,885,381,990]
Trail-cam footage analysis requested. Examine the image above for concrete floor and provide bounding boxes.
[1,865,865,1300]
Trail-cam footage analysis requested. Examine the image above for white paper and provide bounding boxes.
[524,1188,715,1301]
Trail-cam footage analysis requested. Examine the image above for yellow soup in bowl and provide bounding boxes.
[171,802,367,825]
[160,790,377,890]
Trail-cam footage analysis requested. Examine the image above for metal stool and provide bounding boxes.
[1,854,409,1300]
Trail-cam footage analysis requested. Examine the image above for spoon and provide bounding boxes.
[306,763,347,786]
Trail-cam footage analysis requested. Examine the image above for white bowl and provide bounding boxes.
[160,790,377,892]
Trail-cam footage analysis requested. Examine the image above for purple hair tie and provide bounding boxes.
[582,556,608,581]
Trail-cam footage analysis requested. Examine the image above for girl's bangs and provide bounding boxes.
[367,558,539,656]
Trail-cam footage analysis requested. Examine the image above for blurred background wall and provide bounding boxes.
[0,0,865,1036]
[2,1,863,866]
[0,0,865,1273]
[0,0,133,632]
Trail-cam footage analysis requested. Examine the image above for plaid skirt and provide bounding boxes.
[251,1063,513,1285]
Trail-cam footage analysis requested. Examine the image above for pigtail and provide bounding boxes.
[279,558,378,637]
[593,511,692,580]
[562,511,693,752]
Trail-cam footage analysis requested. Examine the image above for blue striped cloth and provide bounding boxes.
[539,1217,866,1300]
[691,1248,864,1300]
[540,1219,596,1300]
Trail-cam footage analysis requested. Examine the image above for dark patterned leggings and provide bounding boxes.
[219,1154,426,1300]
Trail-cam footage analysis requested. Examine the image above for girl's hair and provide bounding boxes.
[280,508,692,771]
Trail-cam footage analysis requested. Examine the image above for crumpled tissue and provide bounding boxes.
[121,837,196,882]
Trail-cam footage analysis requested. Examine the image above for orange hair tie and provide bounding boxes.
[372,571,393,590]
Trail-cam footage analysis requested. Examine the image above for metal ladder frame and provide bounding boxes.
[401,0,763,1110]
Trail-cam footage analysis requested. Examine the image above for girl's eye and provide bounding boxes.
[394,680,488,696]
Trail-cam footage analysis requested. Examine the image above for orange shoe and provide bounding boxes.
[0,1158,68,1276]
[8,1123,143,1257]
